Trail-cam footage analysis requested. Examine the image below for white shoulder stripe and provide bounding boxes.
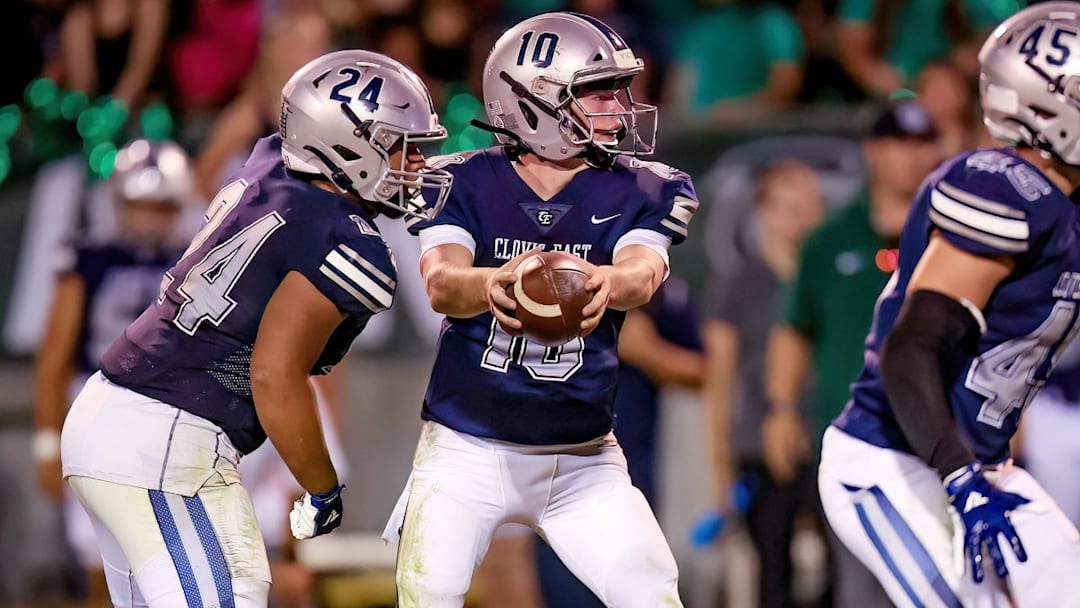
[319,265,383,312]
[673,195,699,209]
[337,244,396,289]
[928,209,1028,253]
[325,250,394,308]
[930,189,1029,241]
[660,218,688,237]
[937,181,1025,219]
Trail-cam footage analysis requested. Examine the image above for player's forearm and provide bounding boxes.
[424,263,496,317]
[764,325,811,414]
[642,346,706,388]
[880,291,978,477]
[252,368,338,494]
[606,257,663,311]
[33,361,73,432]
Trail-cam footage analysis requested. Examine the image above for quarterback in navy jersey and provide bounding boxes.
[383,12,695,608]
[819,4,1080,607]
[59,50,452,608]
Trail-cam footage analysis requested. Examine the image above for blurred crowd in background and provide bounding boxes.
[2,0,1076,607]
[0,0,1026,187]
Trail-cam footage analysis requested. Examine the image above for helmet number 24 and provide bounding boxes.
[328,68,384,107]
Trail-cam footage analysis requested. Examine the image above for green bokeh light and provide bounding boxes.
[0,105,21,141]
[889,88,918,101]
[99,148,118,178]
[0,144,10,183]
[99,97,129,129]
[140,102,174,140]
[26,78,58,108]
[446,93,482,126]
[76,107,106,140]
[88,141,118,177]
[59,91,89,121]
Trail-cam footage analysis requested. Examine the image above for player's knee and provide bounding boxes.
[396,562,470,608]
[599,548,681,608]
[232,576,270,608]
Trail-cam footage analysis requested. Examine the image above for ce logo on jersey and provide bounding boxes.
[590,213,621,225]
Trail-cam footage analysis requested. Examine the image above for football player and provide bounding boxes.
[382,12,696,607]
[34,139,191,606]
[59,50,452,607]
[819,3,1080,606]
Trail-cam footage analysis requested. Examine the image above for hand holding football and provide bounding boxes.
[500,251,593,347]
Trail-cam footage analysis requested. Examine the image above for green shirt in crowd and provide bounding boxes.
[784,194,894,439]
[675,4,804,111]
[838,0,1021,81]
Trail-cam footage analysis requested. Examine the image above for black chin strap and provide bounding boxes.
[470,119,531,160]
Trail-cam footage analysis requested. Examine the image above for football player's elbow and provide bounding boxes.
[250,356,301,397]
[424,270,465,315]
[426,289,459,315]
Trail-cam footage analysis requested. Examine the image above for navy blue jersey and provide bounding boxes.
[59,241,179,373]
[836,148,1080,464]
[409,147,697,445]
[100,135,398,454]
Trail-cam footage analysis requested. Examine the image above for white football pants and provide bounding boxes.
[819,426,1080,608]
[383,421,681,608]
[68,476,271,608]
[62,372,271,607]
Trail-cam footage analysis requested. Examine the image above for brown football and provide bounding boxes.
[501,251,594,347]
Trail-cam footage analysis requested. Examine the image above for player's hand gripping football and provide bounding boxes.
[943,463,1030,583]
[579,262,612,337]
[487,247,543,335]
[290,484,345,540]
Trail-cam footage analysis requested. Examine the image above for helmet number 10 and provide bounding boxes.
[516,32,559,69]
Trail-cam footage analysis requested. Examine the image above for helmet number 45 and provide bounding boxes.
[1018,25,1078,72]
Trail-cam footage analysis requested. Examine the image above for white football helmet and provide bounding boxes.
[482,12,656,163]
[110,139,195,206]
[979,2,1080,165]
[280,50,452,219]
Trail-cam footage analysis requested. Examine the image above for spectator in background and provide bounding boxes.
[418,0,474,88]
[704,160,825,608]
[914,59,981,156]
[168,0,261,142]
[531,275,707,608]
[4,0,180,353]
[763,100,943,608]
[835,0,1021,99]
[59,0,170,108]
[569,0,670,101]
[668,0,805,121]
[33,139,191,607]
[193,0,330,198]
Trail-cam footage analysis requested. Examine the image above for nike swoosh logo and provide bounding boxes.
[325,510,340,524]
[591,213,621,224]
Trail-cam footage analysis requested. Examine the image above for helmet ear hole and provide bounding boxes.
[518,101,539,130]
[332,145,361,161]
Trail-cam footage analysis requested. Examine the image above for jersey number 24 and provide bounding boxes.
[160,179,286,336]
